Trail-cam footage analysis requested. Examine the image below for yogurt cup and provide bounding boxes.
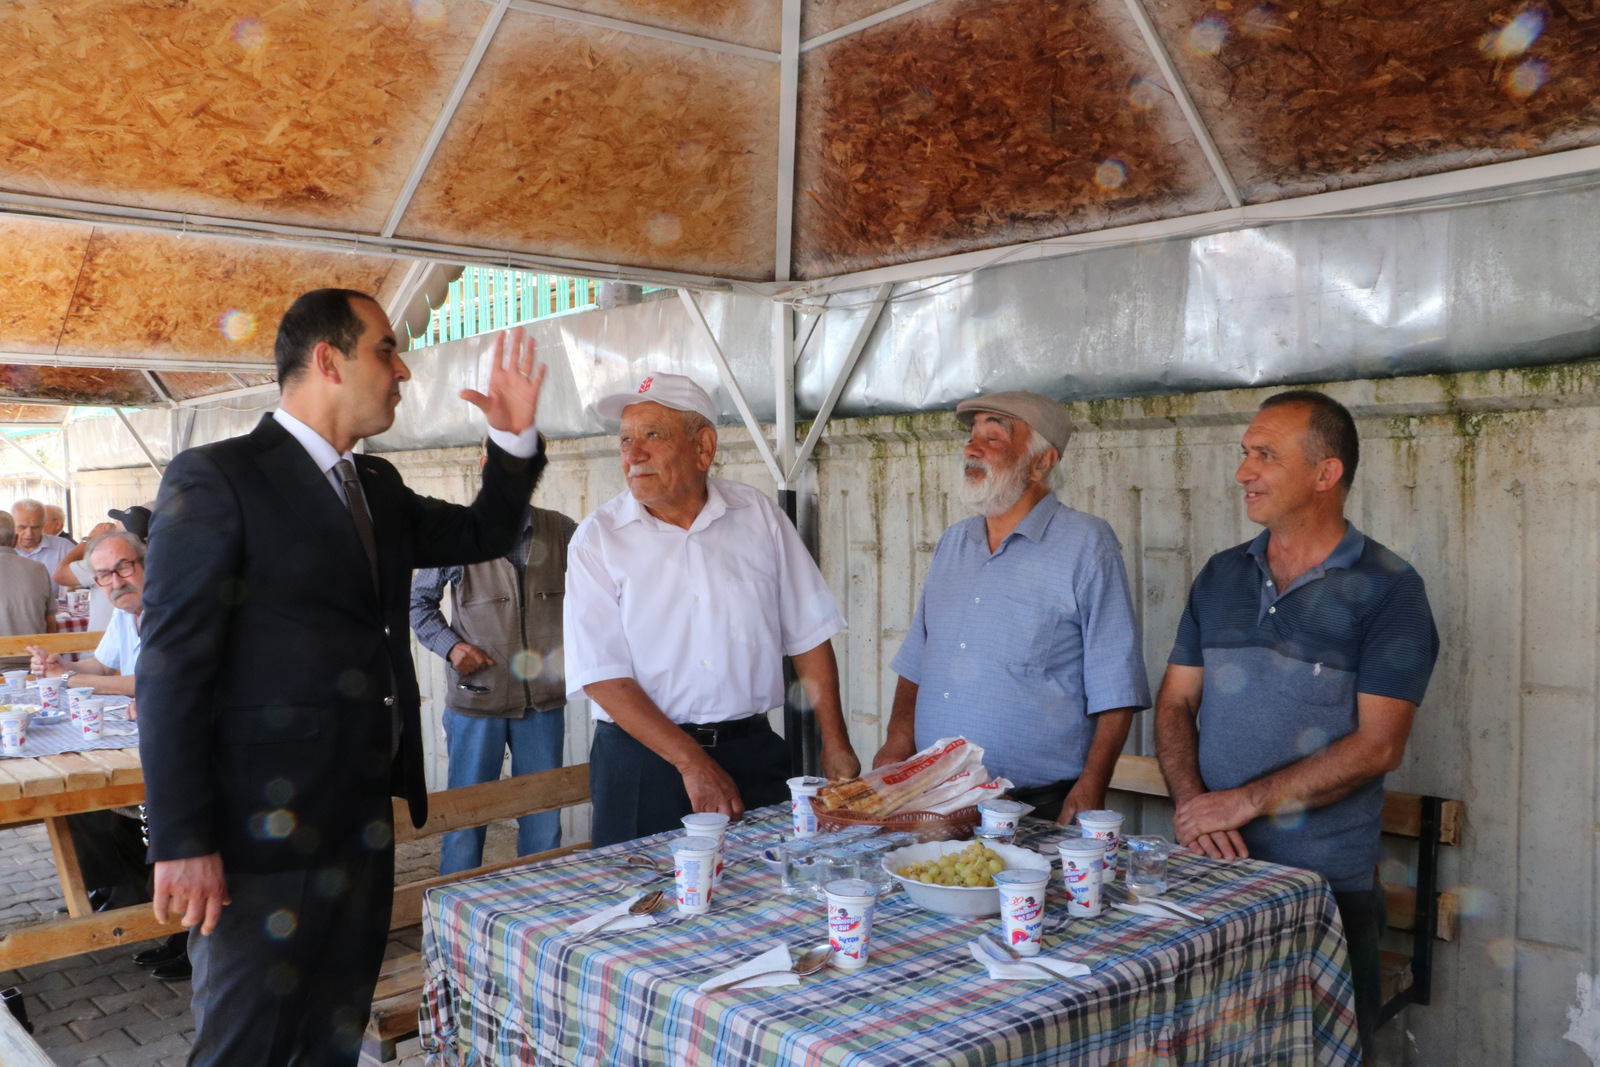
[77,698,103,741]
[0,708,28,756]
[1057,837,1107,917]
[994,868,1051,956]
[824,878,878,971]
[3,670,27,689]
[1075,809,1124,883]
[978,799,1031,840]
[68,687,95,723]
[681,812,731,888]
[35,676,67,716]
[787,776,826,837]
[671,836,719,915]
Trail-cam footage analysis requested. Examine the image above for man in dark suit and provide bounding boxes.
[137,288,548,1066]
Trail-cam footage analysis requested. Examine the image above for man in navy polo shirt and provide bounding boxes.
[1154,389,1438,1058]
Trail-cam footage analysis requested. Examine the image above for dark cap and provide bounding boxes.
[954,391,1075,454]
[108,506,152,541]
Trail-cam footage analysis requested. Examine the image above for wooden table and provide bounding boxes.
[0,747,183,968]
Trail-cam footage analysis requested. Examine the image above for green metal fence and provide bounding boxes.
[409,268,601,348]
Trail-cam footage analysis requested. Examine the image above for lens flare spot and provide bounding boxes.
[1213,662,1248,695]
[411,0,447,25]
[265,909,298,940]
[1505,58,1548,99]
[362,820,393,850]
[1456,884,1495,918]
[1189,16,1227,56]
[263,778,294,806]
[511,650,544,681]
[250,808,296,840]
[1270,799,1306,830]
[1127,76,1165,110]
[1486,936,1516,970]
[219,309,256,342]
[1378,857,1410,886]
[230,16,269,53]
[1240,4,1283,37]
[1479,8,1545,59]
[646,214,683,248]
[1295,726,1330,756]
[1095,159,1129,190]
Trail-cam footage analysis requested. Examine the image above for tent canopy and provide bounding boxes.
[1,0,1598,414]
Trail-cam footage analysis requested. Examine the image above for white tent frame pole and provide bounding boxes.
[775,0,802,283]
[1122,0,1240,208]
[113,408,166,475]
[0,350,274,374]
[0,432,68,488]
[382,0,512,238]
[789,144,1600,296]
[788,283,890,479]
[676,289,784,487]
[800,0,946,51]
[140,370,176,407]
[793,299,826,368]
[177,383,279,408]
[502,0,779,61]
[773,304,795,488]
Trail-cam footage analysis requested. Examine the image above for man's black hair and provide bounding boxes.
[1259,389,1359,490]
[273,288,376,387]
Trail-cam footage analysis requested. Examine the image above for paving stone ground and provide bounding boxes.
[1,819,522,1066]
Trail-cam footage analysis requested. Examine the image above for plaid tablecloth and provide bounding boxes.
[420,808,1361,1067]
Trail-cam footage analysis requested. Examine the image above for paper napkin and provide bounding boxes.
[969,940,1091,982]
[565,892,659,937]
[698,943,802,992]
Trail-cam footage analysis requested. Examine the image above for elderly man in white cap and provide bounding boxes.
[565,373,861,846]
[874,391,1150,825]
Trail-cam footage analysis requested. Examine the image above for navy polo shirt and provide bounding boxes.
[1169,523,1439,890]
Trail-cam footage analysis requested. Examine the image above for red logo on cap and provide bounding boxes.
[638,377,654,394]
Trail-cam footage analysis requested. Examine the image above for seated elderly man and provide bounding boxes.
[30,529,147,698]
[12,498,72,598]
[875,392,1150,823]
[565,373,861,847]
[0,509,57,671]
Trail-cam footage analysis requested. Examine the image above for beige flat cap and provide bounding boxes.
[955,391,1075,453]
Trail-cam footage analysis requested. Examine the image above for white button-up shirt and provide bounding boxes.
[564,476,846,724]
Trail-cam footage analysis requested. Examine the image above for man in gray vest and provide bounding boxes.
[410,443,576,874]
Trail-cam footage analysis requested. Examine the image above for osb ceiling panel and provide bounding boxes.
[0,404,66,423]
[52,230,399,362]
[156,370,274,401]
[552,0,781,51]
[803,0,907,39]
[397,12,780,280]
[793,0,1226,279]
[0,217,92,354]
[0,0,486,231]
[0,366,155,407]
[1146,0,1600,201]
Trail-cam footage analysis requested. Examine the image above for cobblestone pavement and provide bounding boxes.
[2,820,521,1066]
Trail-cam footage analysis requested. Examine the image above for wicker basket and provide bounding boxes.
[810,799,980,842]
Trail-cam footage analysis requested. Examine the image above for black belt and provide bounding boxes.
[680,716,768,748]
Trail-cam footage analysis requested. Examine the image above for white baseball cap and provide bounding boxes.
[596,373,719,424]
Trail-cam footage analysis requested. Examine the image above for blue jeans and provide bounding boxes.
[440,706,564,875]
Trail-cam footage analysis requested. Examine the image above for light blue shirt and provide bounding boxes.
[890,494,1150,788]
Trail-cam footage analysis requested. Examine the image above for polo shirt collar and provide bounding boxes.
[963,492,1061,549]
[1248,521,1367,598]
[616,476,744,532]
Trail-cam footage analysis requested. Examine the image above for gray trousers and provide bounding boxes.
[187,846,393,1067]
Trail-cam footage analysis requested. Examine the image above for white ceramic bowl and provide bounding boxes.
[882,840,1053,917]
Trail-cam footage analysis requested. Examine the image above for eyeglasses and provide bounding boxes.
[92,559,140,587]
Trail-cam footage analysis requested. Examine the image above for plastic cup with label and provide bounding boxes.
[787,776,826,837]
[681,812,731,888]
[78,699,104,741]
[36,677,67,716]
[824,878,878,970]
[671,836,719,915]
[1057,837,1107,917]
[2,670,27,690]
[1075,809,1124,883]
[993,868,1051,956]
[0,709,28,756]
[978,799,1031,843]
[1125,835,1172,895]
[68,687,95,723]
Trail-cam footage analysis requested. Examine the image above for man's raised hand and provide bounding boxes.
[459,326,546,436]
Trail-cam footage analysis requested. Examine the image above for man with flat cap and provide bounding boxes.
[875,391,1149,823]
[565,372,861,846]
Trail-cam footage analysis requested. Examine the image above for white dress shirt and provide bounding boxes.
[563,476,846,724]
[271,409,540,509]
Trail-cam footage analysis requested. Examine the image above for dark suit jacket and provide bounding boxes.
[137,413,542,873]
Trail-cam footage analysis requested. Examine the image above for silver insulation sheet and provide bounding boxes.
[67,175,1600,462]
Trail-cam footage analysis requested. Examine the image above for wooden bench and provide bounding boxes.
[0,631,107,658]
[1108,753,1463,1023]
[362,763,593,1062]
[1,988,53,1067]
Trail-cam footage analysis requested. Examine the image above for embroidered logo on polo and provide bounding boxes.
[638,377,654,394]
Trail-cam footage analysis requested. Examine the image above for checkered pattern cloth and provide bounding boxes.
[419,809,1361,1067]
[0,700,137,758]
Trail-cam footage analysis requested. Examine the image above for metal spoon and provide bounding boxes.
[577,890,664,942]
[981,933,1087,988]
[608,854,671,875]
[700,944,833,992]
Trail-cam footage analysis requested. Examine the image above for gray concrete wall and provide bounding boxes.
[70,363,1600,1065]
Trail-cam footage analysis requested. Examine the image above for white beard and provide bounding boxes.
[958,456,1029,516]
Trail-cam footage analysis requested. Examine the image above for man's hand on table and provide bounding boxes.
[448,642,494,675]
[680,754,745,821]
[1055,781,1105,828]
[1173,789,1256,860]
[820,741,860,781]
[153,854,231,936]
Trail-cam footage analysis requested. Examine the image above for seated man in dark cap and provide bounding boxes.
[875,391,1150,824]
